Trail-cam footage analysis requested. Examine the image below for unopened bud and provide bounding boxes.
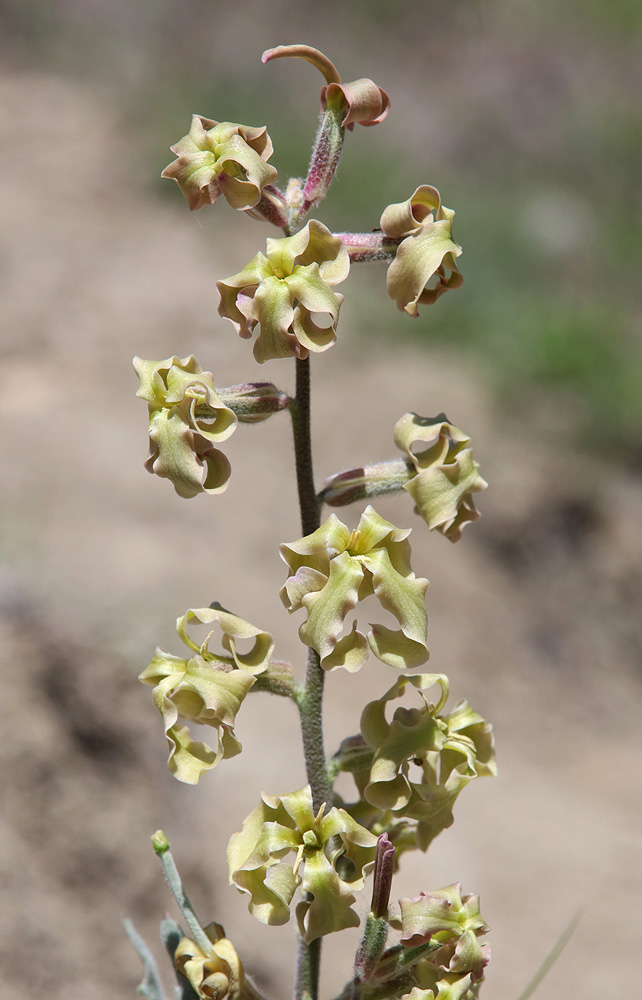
[151,830,170,855]
[319,459,413,507]
[217,382,290,422]
[371,833,395,918]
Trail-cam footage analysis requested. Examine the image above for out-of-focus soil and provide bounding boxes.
[1,71,641,1000]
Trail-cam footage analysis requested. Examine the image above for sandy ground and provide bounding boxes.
[1,70,642,1000]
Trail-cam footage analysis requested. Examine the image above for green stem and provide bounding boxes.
[296,935,322,1000]
[290,356,332,1000]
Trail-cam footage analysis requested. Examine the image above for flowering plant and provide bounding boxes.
[125,42,565,1000]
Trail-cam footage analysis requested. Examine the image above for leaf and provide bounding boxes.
[123,918,169,1000]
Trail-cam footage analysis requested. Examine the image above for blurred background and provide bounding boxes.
[1,2,641,998]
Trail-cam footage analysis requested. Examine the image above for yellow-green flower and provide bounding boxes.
[280,506,429,672]
[401,975,476,1000]
[357,674,496,849]
[401,884,491,984]
[174,922,244,1000]
[139,604,273,784]
[134,355,237,499]
[161,116,277,212]
[394,413,487,542]
[227,785,378,943]
[217,220,349,362]
[381,185,462,316]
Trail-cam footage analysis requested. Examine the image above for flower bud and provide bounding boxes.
[217,382,290,423]
[262,44,388,221]
[319,459,413,507]
[151,829,170,855]
[174,922,244,1000]
[162,117,277,212]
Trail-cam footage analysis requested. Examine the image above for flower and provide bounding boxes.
[174,922,244,1000]
[351,673,495,850]
[381,185,462,316]
[394,413,487,542]
[134,356,237,499]
[217,220,349,362]
[139,604,273,784]
[280,506,429,672]
[400,883,491,983]
[321,77,390,129]
[161,116,277,212]
[401,975,477,1000]
[227,785,378,943]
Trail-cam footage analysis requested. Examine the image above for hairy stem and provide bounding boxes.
[290,356,332,1000]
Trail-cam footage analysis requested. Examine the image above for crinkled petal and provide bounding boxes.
[318,621,370,673]
[292,305,339,355]
[298,551,366,669]
[404,453,486,541]
[251,277,299,362]
[134,355,202,407]
[286,266,343,319]
[232,861,299,926]
[138,647,189,687]
[394,413,466,472]
[296,220,351,280]
[322,79,390,128]
[363,548,429,669]
[177,605,273,674]
[217,172,265,212]
[165,723,220,784]
[281,566,328,614]
[161,151,221,210]
[380,185,442,239]
[350,505,413,576]
[146,409,231,498]
[387,220,462,317]
[280,514,351,577]
[296,850,360,943]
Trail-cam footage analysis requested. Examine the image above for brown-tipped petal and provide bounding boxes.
[323,79,391,129]
[261,44,341,84]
